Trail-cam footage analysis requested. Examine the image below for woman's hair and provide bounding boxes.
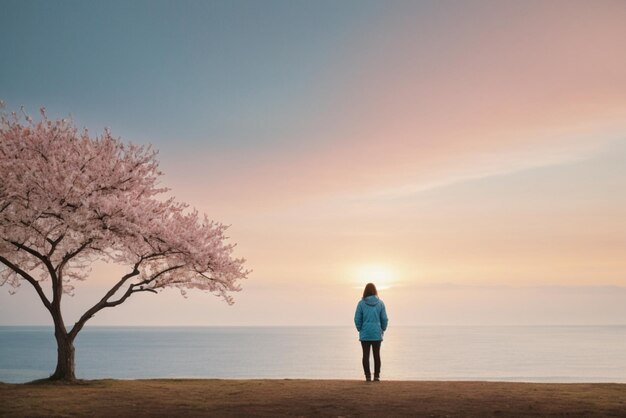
[362,283,378,298]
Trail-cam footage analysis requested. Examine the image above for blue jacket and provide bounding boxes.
[354,295,388,341]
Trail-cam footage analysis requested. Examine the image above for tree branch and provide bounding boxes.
[9,240,47,262]
[102,285,135,307]
[0,254,52,312]
[134,264,185,287]
[46,232,66,257]
[102,264,184,307]
[68,265,141,340]
[104,285,158,307]
[9,240,57,287]
[67,262,185,340]
[133,287,158,294]
[41,212,64,220]
[56,238,95,275]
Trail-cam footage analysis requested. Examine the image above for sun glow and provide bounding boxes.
[355,264,396,290]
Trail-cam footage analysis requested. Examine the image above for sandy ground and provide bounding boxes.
[1,379,625,417]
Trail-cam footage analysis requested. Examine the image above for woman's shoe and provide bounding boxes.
[365,375,372,382]
[373,376,380,382]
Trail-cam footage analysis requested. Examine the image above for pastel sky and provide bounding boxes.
[1,0,626,326]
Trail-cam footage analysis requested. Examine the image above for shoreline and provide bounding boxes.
[2,379,625,417]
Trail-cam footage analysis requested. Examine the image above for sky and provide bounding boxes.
[1,0,626,326]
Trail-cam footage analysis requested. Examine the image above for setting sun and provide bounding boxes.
[355,264,396,290]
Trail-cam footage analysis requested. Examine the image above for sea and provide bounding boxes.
[1,326,625,384]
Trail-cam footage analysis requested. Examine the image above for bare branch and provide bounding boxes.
[135,264,185,287]
[104,281,162,308]
[0,255,52,312]
[133,287,158,294]
[68,262,185,339]
[102,285,135,308]
[68,264,141,340]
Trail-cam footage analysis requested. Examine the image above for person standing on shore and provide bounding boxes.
[354,283,388,382]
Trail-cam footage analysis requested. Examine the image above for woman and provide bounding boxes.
[354,282,388,382]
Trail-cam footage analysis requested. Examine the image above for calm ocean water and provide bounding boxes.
[1,326,625,384]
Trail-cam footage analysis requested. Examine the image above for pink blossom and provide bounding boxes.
[0,105,250,378]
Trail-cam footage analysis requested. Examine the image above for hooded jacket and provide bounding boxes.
[354,295,388,341]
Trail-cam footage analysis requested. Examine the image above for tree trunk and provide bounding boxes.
[49,327,76,382]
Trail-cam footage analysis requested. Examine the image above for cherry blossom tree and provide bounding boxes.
[0,103,249,381]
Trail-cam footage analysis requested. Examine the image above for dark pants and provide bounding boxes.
[361,340,382,377]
